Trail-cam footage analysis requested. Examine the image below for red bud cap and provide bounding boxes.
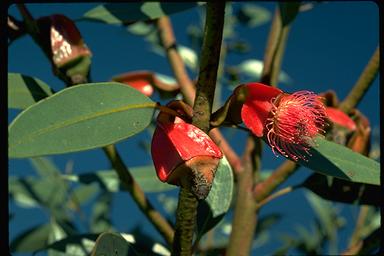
[326,107,356,131]
[50,14,92,68]
[151,101,222,199]
[112,71,154,97]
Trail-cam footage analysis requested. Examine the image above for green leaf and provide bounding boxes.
[30,157,61,178]
[10,223,51,252]
[43,233,99,255]
[63,166,175,193]
[303,173,380,206]
[91,232,131,255]
[237,4,271,28]
[9,82,156,158]
[196,156,234,238]
[9,176,68,210]
[304,191,342,255]
[235,59,292,84]
[90,192,114,233]
[69,183,99,205]
[44,232,170,256]
[299,137,380,185]
[82,3,202,25]
[8,73,54,110]
[9,176,39,208]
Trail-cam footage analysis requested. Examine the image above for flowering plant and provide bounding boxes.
[8,2,379,256]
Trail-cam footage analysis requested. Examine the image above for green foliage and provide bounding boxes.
[63,166,176,193]
[9,82,156,158]
[299,137,380,185]
[303,173,380,206]
[236,3,271,28]
[9,2,380,256]
[82,2,203,25]
[10,223,52,252]
[91,232,131,255]
[196,156,234,239]
[8,73,54,109]
[227,59,292,85]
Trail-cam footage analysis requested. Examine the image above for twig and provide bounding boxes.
[103,145,174,246]
[255,186,295,210]
[339,47,380,113]
[156,13,242,174]
[226,136,260,256]
[260,7,291,86]
[254,160,298,202]
[171,3,226,255]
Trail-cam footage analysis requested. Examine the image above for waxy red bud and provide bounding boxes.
[151,101,222,199]
[325,107,356,131]
[37,14,92,84]
[112,71,154,97]
[49,14,91,68]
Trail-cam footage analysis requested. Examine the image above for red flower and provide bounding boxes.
[151,101,222,199]
[241,83,327,161]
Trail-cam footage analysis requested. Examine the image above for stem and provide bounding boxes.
[255,186,295,210]
[339,47,380,113]
[103,145,174,246]
[254,160,299,202]
[16,4,51,60]
[260,7,291,86]
[227,136,260,256]
[170,2,226,255]
[156,16,196,106]
[192,2,225,132]
[172,187,199,255]
[348,205,370,246]
[156,11,242,173]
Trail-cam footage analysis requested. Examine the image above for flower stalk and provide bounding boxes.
[339,46,380,113]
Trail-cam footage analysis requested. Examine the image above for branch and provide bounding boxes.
[191,3,225,132]
[171,3,226,255]
[260,6,291,86]
[227,136,260,256]
[255,186,296,210]
[254,160,299,202]
[103,145,174,246]
[339,47,380,113]
[156,8,242,173]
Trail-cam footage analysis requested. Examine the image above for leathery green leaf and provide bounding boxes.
[62,165,175,193]
[298,136,380,185]
[8,73,54,109]
[82,3,202,25]
[196,156,234,238]
[9,82,156,158]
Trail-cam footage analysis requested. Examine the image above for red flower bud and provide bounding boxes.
[325,107,356,131]
[112,72,154,97]
[241,83,327,161]
[151,101,222,199]
[49,14,91,68]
